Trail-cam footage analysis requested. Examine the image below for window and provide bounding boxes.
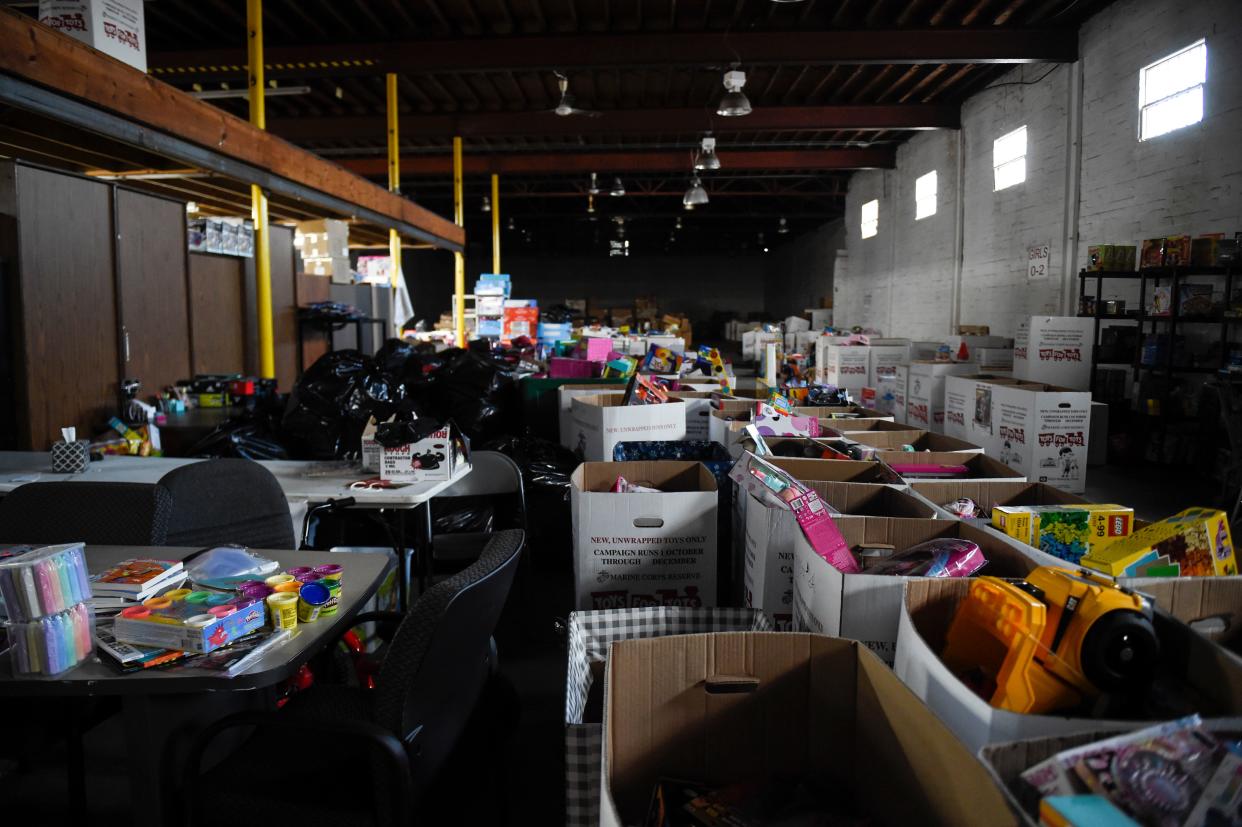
[860,199,878,239]
[993,126,1027,191]
[915,171,937,220]
[1140,40,1206,140]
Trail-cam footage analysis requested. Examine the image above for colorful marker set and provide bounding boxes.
[8,602,95,676]
[0,543,93,623]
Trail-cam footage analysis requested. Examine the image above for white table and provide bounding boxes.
[0,452,471,607]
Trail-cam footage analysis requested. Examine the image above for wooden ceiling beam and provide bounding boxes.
[0,9,463,249]
[336,147,895,176]
[268,103,959,142]
[148,27,1078,79]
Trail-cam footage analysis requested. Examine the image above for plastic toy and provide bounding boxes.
[941,566,1158,714]
[866,538,986,578]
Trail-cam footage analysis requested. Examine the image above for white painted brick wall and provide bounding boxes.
[836,0,1242,338]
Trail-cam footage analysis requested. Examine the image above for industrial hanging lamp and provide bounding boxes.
[683,175,709,207]
[481,195,491,213]
[610,177,626,197]
[716,69,752,117]
[778,217,789,234]
[588,172,600,195]
[694,135,721,171]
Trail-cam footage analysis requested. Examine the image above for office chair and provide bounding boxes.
[157,459,295,549]
[183,529,525,827]
[430,450,527,576]
[0,481,171,545]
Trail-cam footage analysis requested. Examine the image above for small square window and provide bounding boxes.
[993,126,1027,191]
[915,171,937,220]
[860,199,878,239]
[1140,40,1206,140]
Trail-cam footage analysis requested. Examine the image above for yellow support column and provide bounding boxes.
[386,73,403,335]
[491,173,501,275]
[453,136,465,347]
[247,0,275,378]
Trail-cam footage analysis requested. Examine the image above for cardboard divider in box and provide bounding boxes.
[877,450,1025,483]
[909,480,1086,518]
[1125,577,1242,666]
[568,394,687,461]
[844,431,984,453]
[894,578,1242,754]
[792,517,1043,664]
[564,607,772,827]
[744,481,939,629]
[600,633,1020,827]
[738,434,851,459]
[556,382,627,448]
[821,418,916,435]
[793,405,895,422]
[570,461,717,611]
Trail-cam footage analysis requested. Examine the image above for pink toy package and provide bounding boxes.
[752,402,821,438]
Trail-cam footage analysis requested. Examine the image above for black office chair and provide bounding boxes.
[157,459,295,549]
[430,450,527,577]
[183,529,525,827]
[0,481,171,545]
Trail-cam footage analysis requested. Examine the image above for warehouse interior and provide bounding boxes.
[0,0,1240,824]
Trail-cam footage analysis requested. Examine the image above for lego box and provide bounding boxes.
[1082,507,1238,578]
[992,504,1133,564]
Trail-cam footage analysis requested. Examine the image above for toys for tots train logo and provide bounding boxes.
[589,587,703,609]
[40,12,87,32]
[999,425,1025,445]
[1038,431,1085,447]
[103,22,141,49]
[1038,348,1082,362]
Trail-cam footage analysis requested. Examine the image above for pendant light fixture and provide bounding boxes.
[694,135,721,171]
[587,193,596,216]
[588,172,600,196]
[507,216,515,231]
[481,195,491,213]
[609,177,626,197]
[683,175,709,207]
[777,217,789,234]
[716,69,752,117]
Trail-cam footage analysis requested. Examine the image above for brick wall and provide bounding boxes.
[835,0,1241,338]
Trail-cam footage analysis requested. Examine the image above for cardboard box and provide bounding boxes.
[1082,507,1238,577]
[1013,316,1094,390]
[502,305,539,341]
[568,395,686,462]
[943,374,1022,444]
[743,483,936,629]
[556,384,629,449]
[891,364,910,424]
[295,218,350,259]
[895,577,1242,753]
[909,480,1087,519]
[944,334,1014,360]
[563,608,772,827]
[303,255,352,283]
[792,518,1040,664]
[849,431,985,453]
[666,391,714,441]
[906,361,977,433]
[866,338,911,387]
[570,461,717,611]
[987,381,1091,493]
[600,633,1021,827]
[877,450,1026,483]
[38,0,147,72]
[974,347,1015,371]
[1128,577,1242,663]
[817,344,870,391]
[741,329,781,361]
[808,307,833,329]
[794,406,895,422]
[379,421,470,483]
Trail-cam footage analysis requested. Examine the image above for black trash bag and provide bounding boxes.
[428,351,520,442]
[805,385,853,407]
[282,349,373,459]
[485,433,579,567]
[430,495,495,535]
[373,338,418,376]
[188,401,290,460]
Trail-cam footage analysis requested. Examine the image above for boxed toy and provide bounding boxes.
[502,302,539,341]
[113,596,266,654]
[379,421,471,483]
[991,504,1133,564]
[1086,244,1137,271]
[570,461,717,611]
[1013,316,1093,390]
[1081,507,1237,578]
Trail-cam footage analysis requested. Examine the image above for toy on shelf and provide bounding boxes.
[941,567,1158,715]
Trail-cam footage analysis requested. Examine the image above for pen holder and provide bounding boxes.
[50,439,89,474]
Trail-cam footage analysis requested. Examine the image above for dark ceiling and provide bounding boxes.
[30,0,1115,255]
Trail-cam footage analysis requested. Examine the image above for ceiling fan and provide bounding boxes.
[545,71,601,117]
